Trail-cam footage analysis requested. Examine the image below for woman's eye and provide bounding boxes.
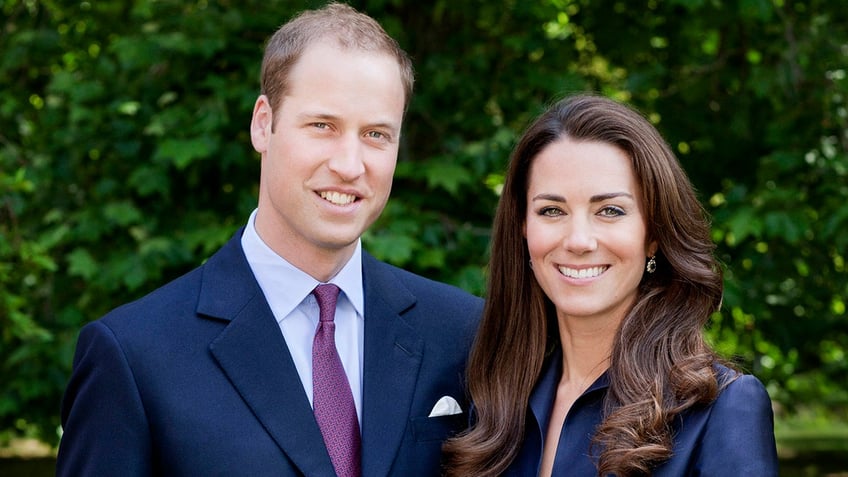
[599,206,625,217]
[539,207,563,217]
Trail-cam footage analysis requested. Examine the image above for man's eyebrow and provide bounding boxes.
[297,111,340,121]
[297,112,400,133]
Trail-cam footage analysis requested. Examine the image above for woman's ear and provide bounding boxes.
[647,240,658,258]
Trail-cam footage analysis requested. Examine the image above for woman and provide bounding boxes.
[443,94,778,476]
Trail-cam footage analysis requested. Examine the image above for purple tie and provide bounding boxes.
[312,284,361,477]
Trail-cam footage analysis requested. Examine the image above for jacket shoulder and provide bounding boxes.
[96,230,248,334]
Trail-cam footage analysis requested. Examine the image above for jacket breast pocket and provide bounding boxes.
[410,413,467,442]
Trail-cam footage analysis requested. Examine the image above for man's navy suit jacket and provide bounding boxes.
[57,230,483,476]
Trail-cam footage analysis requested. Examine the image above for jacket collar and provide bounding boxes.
[200,230,424,475]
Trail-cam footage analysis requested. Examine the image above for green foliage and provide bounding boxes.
[1,0,847,445]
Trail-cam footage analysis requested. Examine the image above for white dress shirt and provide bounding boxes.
[241,209,365,422]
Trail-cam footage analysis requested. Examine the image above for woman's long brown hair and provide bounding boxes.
[443,94,724,476]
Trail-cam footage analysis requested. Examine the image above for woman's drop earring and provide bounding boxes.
[646,255,657,273]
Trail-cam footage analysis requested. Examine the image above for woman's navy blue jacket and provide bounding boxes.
[504,350,779,476]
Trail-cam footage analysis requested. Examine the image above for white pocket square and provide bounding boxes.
[428,395,463,417]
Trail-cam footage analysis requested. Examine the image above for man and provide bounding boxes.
[56,3,482,476]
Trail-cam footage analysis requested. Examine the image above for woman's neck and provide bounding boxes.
[539,314,616,477]
[556,312,617,384]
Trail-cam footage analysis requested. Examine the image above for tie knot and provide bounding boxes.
[313,284,341,323]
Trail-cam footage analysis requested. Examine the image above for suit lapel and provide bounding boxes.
[200,231,336,476]
[360,254,424,477]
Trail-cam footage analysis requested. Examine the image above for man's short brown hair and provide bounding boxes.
[260,2,414,116]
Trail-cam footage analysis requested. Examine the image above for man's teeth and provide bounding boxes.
[558,266,608,279]
[320,191,356,205]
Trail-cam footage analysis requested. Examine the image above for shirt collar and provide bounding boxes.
[241,209,365,321]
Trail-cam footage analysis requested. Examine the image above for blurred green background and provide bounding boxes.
[1,0,846,475]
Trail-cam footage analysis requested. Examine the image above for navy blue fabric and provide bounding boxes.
[505,350,779,476]
[57,229,482,477]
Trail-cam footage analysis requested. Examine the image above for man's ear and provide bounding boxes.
[250,95,272,154]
